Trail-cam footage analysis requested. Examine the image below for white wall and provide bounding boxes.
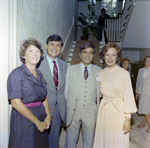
[78,1,87,16]
[121,50,140,73]
[139,49,150,61]
[122,50,139,63]
[122,1,150,49]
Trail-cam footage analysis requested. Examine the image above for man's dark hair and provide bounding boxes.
[80,42,96,54]
[46,34,63,46]
[101,8,106,13]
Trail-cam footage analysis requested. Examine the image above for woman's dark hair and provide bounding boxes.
[144,56,150,62]
[99,42,122,63]
[19,38,44,64]
[143,56,150,65]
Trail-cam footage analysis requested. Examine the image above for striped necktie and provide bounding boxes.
[84,66,88,80]
[53,61,58,90]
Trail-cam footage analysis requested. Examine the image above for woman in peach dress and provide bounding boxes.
[93,43,137,148]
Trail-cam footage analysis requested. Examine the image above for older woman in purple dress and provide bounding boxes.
[7,38,51,148]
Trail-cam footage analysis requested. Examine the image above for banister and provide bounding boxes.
[103,0,134,45]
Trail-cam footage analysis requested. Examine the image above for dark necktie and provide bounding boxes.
[53,61,58,90]
[84,67,88,80]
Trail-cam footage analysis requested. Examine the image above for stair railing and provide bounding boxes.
[104,0,135,44]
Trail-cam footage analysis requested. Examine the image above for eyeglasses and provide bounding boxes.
[81,51,94,55]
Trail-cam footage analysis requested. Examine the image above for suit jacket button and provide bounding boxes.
[83,104,85,106]
[73,109,75,111]
[75,99,77,101]
[84,100,86,102]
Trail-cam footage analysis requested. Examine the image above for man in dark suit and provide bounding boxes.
[38,34,67,148]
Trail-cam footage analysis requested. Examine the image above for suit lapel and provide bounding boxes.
[57,58,64,91]
[145,69,150,79]
[74,64,82,98]
[89,64,93,77]
[42,57,56,90]
[76,64,82,79]
[139,68,145,79]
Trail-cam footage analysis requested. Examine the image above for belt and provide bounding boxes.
[24,101,42,107]
[99,97,124,116]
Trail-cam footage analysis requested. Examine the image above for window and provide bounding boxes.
[101,0,117,17]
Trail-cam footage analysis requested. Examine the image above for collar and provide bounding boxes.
[21,64,41,76]
[20,64,43,84]
[80,62,91,70]
[144,67,150,71]
[46,54,58,64]
[21,64,34,76]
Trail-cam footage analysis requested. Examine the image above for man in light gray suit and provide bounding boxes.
[38,34,67,148]
[65,42,102,148]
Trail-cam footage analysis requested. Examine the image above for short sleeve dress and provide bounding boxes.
[7,64,48,148]
[93,65,137,148]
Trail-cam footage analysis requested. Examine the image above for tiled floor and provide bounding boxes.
[130,113,150,148]
[59,113,150,148]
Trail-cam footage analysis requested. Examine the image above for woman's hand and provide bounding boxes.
[122,118,131,134]
[42,97,51,129]
[44,114,51,129]
[36,122,47,133]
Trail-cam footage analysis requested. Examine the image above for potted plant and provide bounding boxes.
[77,13,98,40]
[77,13,90,40]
